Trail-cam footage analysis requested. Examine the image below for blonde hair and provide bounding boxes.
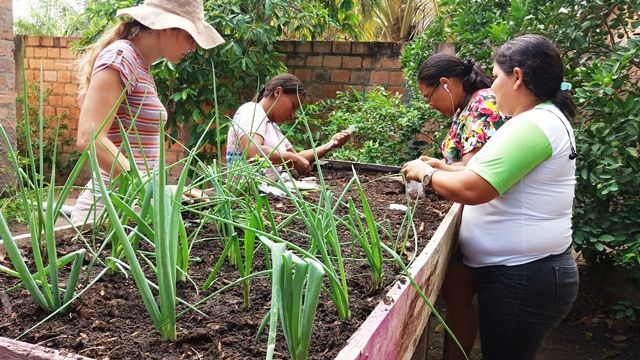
[77,20,148,95]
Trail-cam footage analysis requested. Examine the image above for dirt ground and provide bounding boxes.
[424,259,640,360]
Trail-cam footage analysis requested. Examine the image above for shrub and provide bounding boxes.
[284,87,434,166]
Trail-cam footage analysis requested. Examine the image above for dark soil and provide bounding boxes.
[0,167,451,359]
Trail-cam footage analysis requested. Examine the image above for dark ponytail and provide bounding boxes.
[257,73,306,101]
[494,34,576,120]
[416,53,492,95]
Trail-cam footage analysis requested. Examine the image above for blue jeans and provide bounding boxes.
[472,247,579,360]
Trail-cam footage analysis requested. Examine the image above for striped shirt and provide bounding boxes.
[72,40,167,223]
[94,39,167,178]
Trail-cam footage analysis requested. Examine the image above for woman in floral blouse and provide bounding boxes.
[416,53,504,360]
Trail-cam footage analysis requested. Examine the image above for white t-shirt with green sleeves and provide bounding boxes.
[459,103,576,267]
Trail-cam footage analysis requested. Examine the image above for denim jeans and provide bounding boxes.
[472,247,579,360]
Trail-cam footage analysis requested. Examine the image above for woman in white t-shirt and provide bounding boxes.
[226,74,349,175]
[402,34,579,359]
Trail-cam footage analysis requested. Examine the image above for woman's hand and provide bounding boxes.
[419,155,447,169]
[286,153,311,175]
[168,185,209,202]
[401,159,435,183]
[329,131,350,149]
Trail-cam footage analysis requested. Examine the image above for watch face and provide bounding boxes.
[422,173,430,187]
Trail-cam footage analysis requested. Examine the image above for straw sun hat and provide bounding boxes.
[116,0,225,49]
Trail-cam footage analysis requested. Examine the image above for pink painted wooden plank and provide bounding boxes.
[335,203,462,360]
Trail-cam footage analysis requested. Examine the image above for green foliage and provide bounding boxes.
[14,0,86,36]
[402,0,640,268]
[286,88,433,165]
[75,0,361,162]
[614,300,640,322]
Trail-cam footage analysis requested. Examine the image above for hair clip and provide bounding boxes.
[560,82,572,91]
[128,25,140,40]
[462,57,475,76]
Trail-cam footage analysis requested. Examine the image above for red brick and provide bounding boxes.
[323,55,341,68]
[55,59,72,70]
[312,70,330,83]
[25,47,34,57]
[25,37,40,46]
[306,55,323,67]
[44,71,57,82]
[58,71,71,83]
[47,48,60,58]
[350,71,369,83]
[60,48,76,59]
[69,107,80,119]
[370,71,389,83]
[293,69,312,81]
[287,53,305,66]
[56,107,69,117]
[331,70,350,82]
[28,58,41,69]
[52,83,65,95]
[381,57,400,69]
[25,70,38,81]
[59,37,68,47]
[41,37,54,47]
[43,105,56,117]
[49,95,63,106]
[65,83,78,95]
[62,96,77,107]
[278,41,295,53]
[388,71,405,85]
[41,59,55,70]
[342,56,362,69]
[312,41,331,53]
[351,43,370,55]
[362,57,382,69]
[34,47,47,58]
[322,85,342,98]
[332,42,351,54]
[294,42,312,53]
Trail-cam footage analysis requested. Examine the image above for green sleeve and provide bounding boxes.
[467,119,552,194]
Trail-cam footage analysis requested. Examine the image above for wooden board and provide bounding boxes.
[0,336,91,360]
[335,203,461,360]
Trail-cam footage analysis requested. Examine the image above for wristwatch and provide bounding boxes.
[421,167,439,189]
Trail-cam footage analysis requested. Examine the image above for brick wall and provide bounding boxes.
[279,41,405,101]
[22,36,80,141]
[0,0,16,190]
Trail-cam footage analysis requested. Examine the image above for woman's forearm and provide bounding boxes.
[95,136,131,177]
[297,141,333,162]
[430,170,499,205]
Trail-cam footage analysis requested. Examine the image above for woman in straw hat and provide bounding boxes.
[71,0,224,224]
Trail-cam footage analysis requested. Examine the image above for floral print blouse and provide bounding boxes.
[440,88,504,164]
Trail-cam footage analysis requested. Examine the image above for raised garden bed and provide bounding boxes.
[0,161,459,359]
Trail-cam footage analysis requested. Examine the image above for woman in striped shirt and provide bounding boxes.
[71,0,224,223]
